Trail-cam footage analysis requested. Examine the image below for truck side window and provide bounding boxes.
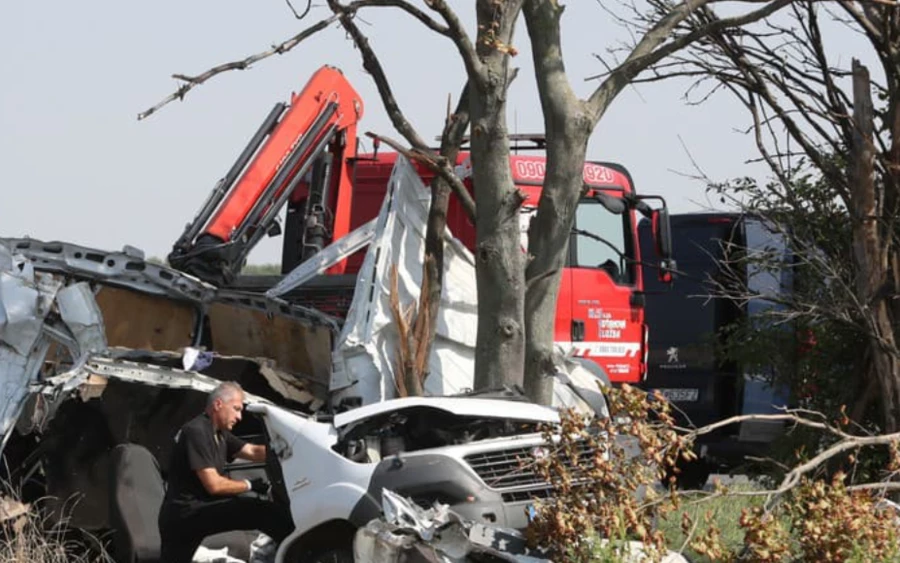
[571,201,631,283]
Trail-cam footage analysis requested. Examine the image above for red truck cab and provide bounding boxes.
[169,65,674,385]
[307,151,655,383]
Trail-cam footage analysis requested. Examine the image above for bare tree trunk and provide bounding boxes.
[850,60,900,432]
[471,0,527,391]
[419,87,471,382]
[521,1,595,404]
[522,130,588,404]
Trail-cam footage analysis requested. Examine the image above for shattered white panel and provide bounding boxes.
[332,156,479,405]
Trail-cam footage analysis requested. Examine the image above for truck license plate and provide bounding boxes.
[656,388,699,402]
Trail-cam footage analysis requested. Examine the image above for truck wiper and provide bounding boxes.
[571,228,628,263]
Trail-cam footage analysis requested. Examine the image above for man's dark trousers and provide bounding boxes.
[158,496,293,563]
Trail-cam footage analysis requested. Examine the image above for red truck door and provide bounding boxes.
[566,199,643,383]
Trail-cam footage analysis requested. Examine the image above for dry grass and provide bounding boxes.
[0,495,111,563]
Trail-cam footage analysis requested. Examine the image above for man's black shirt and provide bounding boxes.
[164,413,246,508]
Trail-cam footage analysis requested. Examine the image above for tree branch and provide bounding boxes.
[425,0,486,88]
[330,0,430,150]
[365,132,476,221]
[327,0,476,222]
[586,0,790,123]
[137,14,337,120]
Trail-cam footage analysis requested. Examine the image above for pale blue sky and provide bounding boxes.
[1,1,840,264]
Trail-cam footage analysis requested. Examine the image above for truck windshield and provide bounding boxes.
[572,200,631,283]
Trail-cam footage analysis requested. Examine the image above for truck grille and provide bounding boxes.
[464,442,596,502]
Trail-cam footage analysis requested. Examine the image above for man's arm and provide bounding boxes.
[236,443,267,463]
[182,425,253,496]
[195,467,252,496]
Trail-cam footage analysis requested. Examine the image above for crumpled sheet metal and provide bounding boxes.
[381,489,455,543]
[0,249,60,356]
[0,242,70,450]
[31,355,275,428]
[56,282,107,354]
[358,489,551,563]
[362,490,690,563]
[0,237,217,303]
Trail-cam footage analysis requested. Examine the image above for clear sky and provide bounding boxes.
[1,1,799,264]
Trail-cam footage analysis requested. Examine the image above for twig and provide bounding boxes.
[285,0,312,19]
[138,15,337,120]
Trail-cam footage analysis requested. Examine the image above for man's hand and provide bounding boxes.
[197,468,257,496]
[248,477,270,495]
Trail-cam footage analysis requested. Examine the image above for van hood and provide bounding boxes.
[332,396,560,429]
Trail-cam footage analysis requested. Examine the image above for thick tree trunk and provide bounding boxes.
[470,1,526,391]
[522,0,593,404]
[850,60,900,432]
[523,131,589,404]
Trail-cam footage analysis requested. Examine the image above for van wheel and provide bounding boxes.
[305,546,354,563]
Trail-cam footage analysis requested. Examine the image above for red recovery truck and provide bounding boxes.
[168,65,675,384]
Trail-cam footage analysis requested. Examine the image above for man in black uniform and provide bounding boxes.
[159,381,293,562]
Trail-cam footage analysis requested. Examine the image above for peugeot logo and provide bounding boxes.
[666,347,679,363]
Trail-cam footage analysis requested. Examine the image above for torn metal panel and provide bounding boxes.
[267,218,378,299]
[0,261,61,356]
[0,335,52,453]
[95,285,198,351]
[381,489,451,542]
[332,156,479,405]
[256,360,324,412]
[0,243,69,450]
[353,520,417,563]
[3,234,340,319]
[208,302,334,388]
[106,348,325,411]
[107,350,325,417]
[57,282,108,354]
[42,356,255,398]
[0,237,217,303]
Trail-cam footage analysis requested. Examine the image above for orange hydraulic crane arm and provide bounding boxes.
[168,65,364,285]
